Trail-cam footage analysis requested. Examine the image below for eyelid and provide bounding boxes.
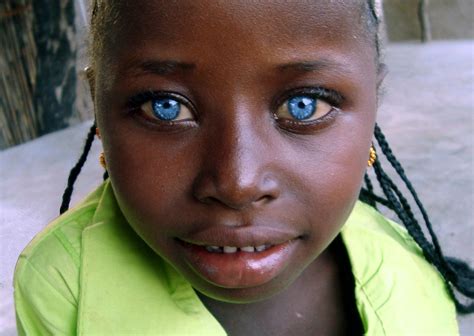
[273,87,344,111]
[126,90,196,113]
[275,108,340,134]
[274,87,344,109]
[142,99,194,122]
[268,87,342,134]
[125,90,198,130]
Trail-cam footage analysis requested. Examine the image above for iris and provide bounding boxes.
[287,96,316,120]
[152,98,181,120]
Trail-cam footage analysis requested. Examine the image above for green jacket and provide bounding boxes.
[14,181,458,335]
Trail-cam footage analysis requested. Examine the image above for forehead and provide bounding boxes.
[100,0,372,62]
[114,1,364,35]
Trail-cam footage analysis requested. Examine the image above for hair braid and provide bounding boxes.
[359,188,395,211]
[366,0,381,58]
[364,125,474,313]
[373,127,474,285]
[372,158,437,262]
[374,124,443,252]
[362,173,377,207]
[362,0,474,313]
[60,122,97,214]
[360,172,395,211]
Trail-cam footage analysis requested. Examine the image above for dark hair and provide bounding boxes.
[61,0,473,313]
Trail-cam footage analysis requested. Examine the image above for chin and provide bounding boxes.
[190,267,304,304]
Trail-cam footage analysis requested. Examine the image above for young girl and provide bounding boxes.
[14,1,473,335]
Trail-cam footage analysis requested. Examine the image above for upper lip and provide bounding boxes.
[178,226,301,247]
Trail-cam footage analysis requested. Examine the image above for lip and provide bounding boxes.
[178,238,299,288]
[178,225,300,248]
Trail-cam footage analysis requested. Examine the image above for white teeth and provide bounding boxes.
[223,246,238,253]
[240,246,255,252]
[255,245,266,252]
[206,246,222,253]
[204,245,270,253]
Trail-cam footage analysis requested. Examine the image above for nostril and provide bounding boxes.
[192,169,281,210]
[255,194,275,205]
[197,195,220,206]
[193,181,279,210]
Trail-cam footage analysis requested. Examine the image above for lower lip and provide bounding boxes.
[179,240,298,288]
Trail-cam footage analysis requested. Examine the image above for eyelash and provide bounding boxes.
[277,87,343,109]
[127,90,194,113]
[272,87,343,131]
[125,87,343,129]
[126,90,197,129]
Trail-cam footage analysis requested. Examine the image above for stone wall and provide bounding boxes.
[384,0,473,41]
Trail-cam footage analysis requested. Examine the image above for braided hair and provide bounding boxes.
[60,0,473,313]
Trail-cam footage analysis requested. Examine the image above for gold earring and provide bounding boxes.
[368,145,377,167]
[99,152,107,169]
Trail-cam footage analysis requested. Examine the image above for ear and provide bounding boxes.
[376,63,388,89]
[84,66,96,101]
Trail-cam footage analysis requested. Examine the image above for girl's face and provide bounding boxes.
[95,0,379,302]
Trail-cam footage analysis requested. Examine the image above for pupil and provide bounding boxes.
[287,96,316,121]
[152,98,180,120]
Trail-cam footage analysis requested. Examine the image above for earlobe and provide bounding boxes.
[84,66,96,101]
[377,63,388,88]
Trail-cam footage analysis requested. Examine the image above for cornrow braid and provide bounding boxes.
[365,0,381,58]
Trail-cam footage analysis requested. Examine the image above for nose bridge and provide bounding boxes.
[219,113,258,187]
[193,99,278,209]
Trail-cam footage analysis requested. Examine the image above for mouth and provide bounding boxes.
[194,243,274,254]
[177,235,300,288]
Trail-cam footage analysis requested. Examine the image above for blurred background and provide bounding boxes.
[1,0,473,335]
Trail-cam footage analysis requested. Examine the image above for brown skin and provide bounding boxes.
[92,1,382,334]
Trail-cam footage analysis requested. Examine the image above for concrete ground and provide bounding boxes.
[1,41,473,335]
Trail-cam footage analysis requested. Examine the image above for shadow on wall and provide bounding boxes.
[0,0,91,150]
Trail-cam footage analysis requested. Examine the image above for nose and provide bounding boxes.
[192,113,280,210]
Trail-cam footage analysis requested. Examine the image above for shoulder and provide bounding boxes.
[16,182,106,285]
[342,201,459,335]
[13,183,106,335]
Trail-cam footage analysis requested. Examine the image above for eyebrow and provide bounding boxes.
[121,58,348,78]
[124,59,196,77]
[277,60,348,74]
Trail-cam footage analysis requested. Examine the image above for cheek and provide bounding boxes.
[100,123,200,246]
[287,121,371,244]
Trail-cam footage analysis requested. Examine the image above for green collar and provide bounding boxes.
[78,182,226,335]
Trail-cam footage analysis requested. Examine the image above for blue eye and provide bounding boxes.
[138,95,194,122]
[152,98,181,120]
[287,96,316,120]
[275,94,333,122]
